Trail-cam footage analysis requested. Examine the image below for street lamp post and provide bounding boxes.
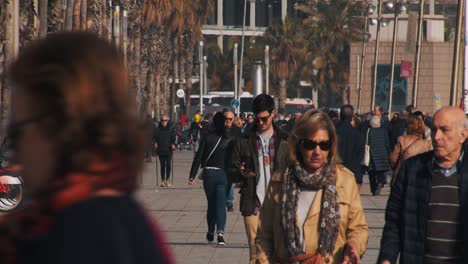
[198,41,204,114]
[412,0,425,107]
[358,3,375,114]
[239,0,248,102]
[450,0,465,105]
[265,45,270,95]
[388,1,405,114]
[371,0,384,111]
[234,43,238,101]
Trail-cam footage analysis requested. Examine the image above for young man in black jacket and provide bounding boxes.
[155,115,176,187]
[378,106,468,264]
[226,94,288,264]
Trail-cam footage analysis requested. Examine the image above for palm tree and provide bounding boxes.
[296,0,364,107]
[86,0,102,33]
[48,0,64,32]
[39,0,48,37]
[264,18,304,110]
[20,1,39,48]
[73,0,81,30]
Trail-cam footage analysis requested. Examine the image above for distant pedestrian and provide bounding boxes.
[155,115,176,187]
[0,32,173,264]
[367,115,391,195]
[224,111,242,212]
[336,105,365,187]
[390,116,432,185]
[242,114,255,135]
[189,113,203,153]
[189,113,229,245]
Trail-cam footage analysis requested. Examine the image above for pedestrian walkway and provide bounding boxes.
[138,151,390,264]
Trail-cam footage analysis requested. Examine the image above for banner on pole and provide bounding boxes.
[400,60,413,78]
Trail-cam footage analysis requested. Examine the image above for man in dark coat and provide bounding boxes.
[336,105,365,187]
[155,114,176,187]
[226,94,288,264]
[378,106,468,264]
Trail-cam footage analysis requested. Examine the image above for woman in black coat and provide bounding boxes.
[367,115,391,195]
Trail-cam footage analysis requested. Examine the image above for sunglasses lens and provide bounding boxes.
[302,140,331,151]
[318,141,331,150]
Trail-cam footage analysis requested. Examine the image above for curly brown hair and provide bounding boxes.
[406,116,426,136]
[9,32,146,178]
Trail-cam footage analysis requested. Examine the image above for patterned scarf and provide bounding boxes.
[281,160,340,259]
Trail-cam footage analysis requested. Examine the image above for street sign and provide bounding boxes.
[231,98,240,109]
[176,89,185,98]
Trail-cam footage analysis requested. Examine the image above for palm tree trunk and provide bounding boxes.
[20,1,38,49]
[3,0,18,137]
[279,79,287,110]
[155,71,161,119]
[39,0,48,37]
[0,0,7,138]
[48,0,64,33]
[65,0,74,30]
[184,31,194,116]
[80,0,87,31]
[86,0,102,33]
[72,0,81,30]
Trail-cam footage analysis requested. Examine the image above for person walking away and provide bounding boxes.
[256,109,368,263]
[224,111,242,212]
[155,115,176,187]
[188,113,229,245]
[389,116,432,185]
[226,94,289,264]
[336,104,365,188]
[0,32,174,264]
[367,115,391,195]
[379,106,468,264]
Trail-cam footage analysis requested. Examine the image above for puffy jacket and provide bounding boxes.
[336,121,365,181]
[256,165,368,264]
[367,127,391,172]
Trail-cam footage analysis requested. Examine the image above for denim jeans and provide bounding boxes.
[203,169,228,234]
[227,184,234,206]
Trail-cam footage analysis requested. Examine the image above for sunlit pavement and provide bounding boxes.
[137,151,389,264]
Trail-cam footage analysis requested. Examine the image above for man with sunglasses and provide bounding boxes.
[155,115,176,187]
[227,94,288,264]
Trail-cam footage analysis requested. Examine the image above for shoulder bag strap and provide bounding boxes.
[203,137,222,168]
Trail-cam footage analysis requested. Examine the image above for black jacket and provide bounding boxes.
[368,127,391,172]
[189,131,228,180]
[378,148,468,263]
[226,124,288,216]
[155,124,175,156]
[336,121,364,181]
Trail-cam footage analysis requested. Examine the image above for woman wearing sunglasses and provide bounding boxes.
[256,109,368,264]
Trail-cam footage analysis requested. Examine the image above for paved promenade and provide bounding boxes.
[137,151,390,264]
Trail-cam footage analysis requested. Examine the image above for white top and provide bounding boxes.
[256,132,273,205]
[297,189,317,250]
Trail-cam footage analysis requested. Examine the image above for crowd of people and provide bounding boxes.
[1,32,467,264]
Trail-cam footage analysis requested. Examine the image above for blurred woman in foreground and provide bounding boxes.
[0,32,173,264]
[256,109,368,264]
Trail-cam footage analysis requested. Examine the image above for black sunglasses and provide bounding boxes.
[161,119,169,122]
[300,139,332,151]
[255,113,271,123]
[225,118,233,121]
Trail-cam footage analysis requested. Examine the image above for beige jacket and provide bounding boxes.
[390,134,432,168]
[256,165,368,264]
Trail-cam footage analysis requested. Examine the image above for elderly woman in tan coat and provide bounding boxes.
[256,109,368,264]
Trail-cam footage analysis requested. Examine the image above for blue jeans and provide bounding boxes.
[227,184,234,206]
[203,169,228,234]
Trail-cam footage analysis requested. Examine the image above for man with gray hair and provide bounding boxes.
[378,106,468,263]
